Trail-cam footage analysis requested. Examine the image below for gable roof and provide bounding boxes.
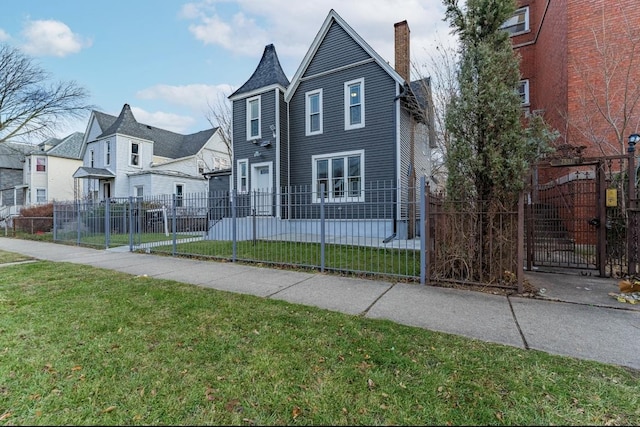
[284,9,405,102]
[46,132,84,159]
[94,104,218,159]
[228,44,290,100]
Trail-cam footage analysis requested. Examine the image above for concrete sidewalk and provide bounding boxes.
[1,237,638,371]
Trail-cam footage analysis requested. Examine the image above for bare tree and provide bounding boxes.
[0,43,93,144]
[413,38,459,188]
[205,91,232,160]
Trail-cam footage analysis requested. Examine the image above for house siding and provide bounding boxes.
[289,62,397,189]
[304,21,371,77]
[232,88,279,191]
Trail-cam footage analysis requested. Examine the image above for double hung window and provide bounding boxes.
[344,78,364,130]
[36,157,46,172]
[130,142,140,166]
[518,80,530,105]
[501,7,529,35]
[306,89,323,135]
[247,96,261,140]
[237,159,248,193]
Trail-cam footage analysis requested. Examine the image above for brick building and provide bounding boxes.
[509,0,640,167]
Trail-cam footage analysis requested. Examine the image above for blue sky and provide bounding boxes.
[1,0,457,140]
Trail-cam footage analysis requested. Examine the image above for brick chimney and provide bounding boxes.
[394,20,410,82]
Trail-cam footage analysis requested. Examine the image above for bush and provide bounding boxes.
[19,203,53,217]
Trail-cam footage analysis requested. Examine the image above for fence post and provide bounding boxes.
[128,197,134,251]
[518,191,524,294]
[629,148,636,277]
[232,189,237,262]
[172,194,177,256]
[320,183,325,273]
[76,200,81,245]
[105,198,111,249]
[420,176,427,285]
[52,201,57,241]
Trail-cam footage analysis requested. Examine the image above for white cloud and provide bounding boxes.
[21,19,91,57]
[136,83,235,115]
[180,0,457,73]
[130,107,198,134]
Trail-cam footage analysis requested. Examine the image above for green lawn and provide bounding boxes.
[152,240,421,279]
[0,249,638,425]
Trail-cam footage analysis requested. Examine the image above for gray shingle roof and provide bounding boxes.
[0,142,33,169]
[95,104,217,159]
[229,44,290,99]
[47,132,84,159]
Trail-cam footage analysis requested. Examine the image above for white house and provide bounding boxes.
[22,132,84,205]
[73,103,230,201]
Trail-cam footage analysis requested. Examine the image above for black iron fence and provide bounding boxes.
[52,178,525,290]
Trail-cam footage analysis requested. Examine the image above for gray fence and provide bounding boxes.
[52,178,523,289]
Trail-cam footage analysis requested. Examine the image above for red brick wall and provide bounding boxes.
[514,0,640,174]
[566,0,640,158]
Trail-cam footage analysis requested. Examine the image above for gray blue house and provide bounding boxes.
[227,9,434,240]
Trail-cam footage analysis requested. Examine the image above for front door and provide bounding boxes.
[251,162,272,215]
[103,182,111,200]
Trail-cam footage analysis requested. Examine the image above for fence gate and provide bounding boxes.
[526,153,636,278]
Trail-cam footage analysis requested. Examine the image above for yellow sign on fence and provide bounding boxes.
[606,188,617,207]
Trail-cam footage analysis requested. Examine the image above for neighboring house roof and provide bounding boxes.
[127,169,201,179]
[228,44,290,100]
[95,104,218,159]
[72,167,115,179]
[46,132,84,159]
[0,142,33,169]
[284,9,405,102]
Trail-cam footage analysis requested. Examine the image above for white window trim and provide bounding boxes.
[519,79,530,106]
[344,78,365,130]
[237,159,249,194]
[502,7,529,36]
[312,149,365,203]
[246,96,261,141]
[305,89,323,136]
[36,188,47,203]
[90,149,95,168]
[130,141,140,167]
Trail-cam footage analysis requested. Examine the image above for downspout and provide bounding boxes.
[392,82,406,238]
[287,95,291,221]
[275,88,280,219]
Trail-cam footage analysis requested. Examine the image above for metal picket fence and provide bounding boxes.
[52,178,524,289]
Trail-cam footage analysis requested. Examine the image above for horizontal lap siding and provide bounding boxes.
[287,21,398,218]
[232,89,279,191]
